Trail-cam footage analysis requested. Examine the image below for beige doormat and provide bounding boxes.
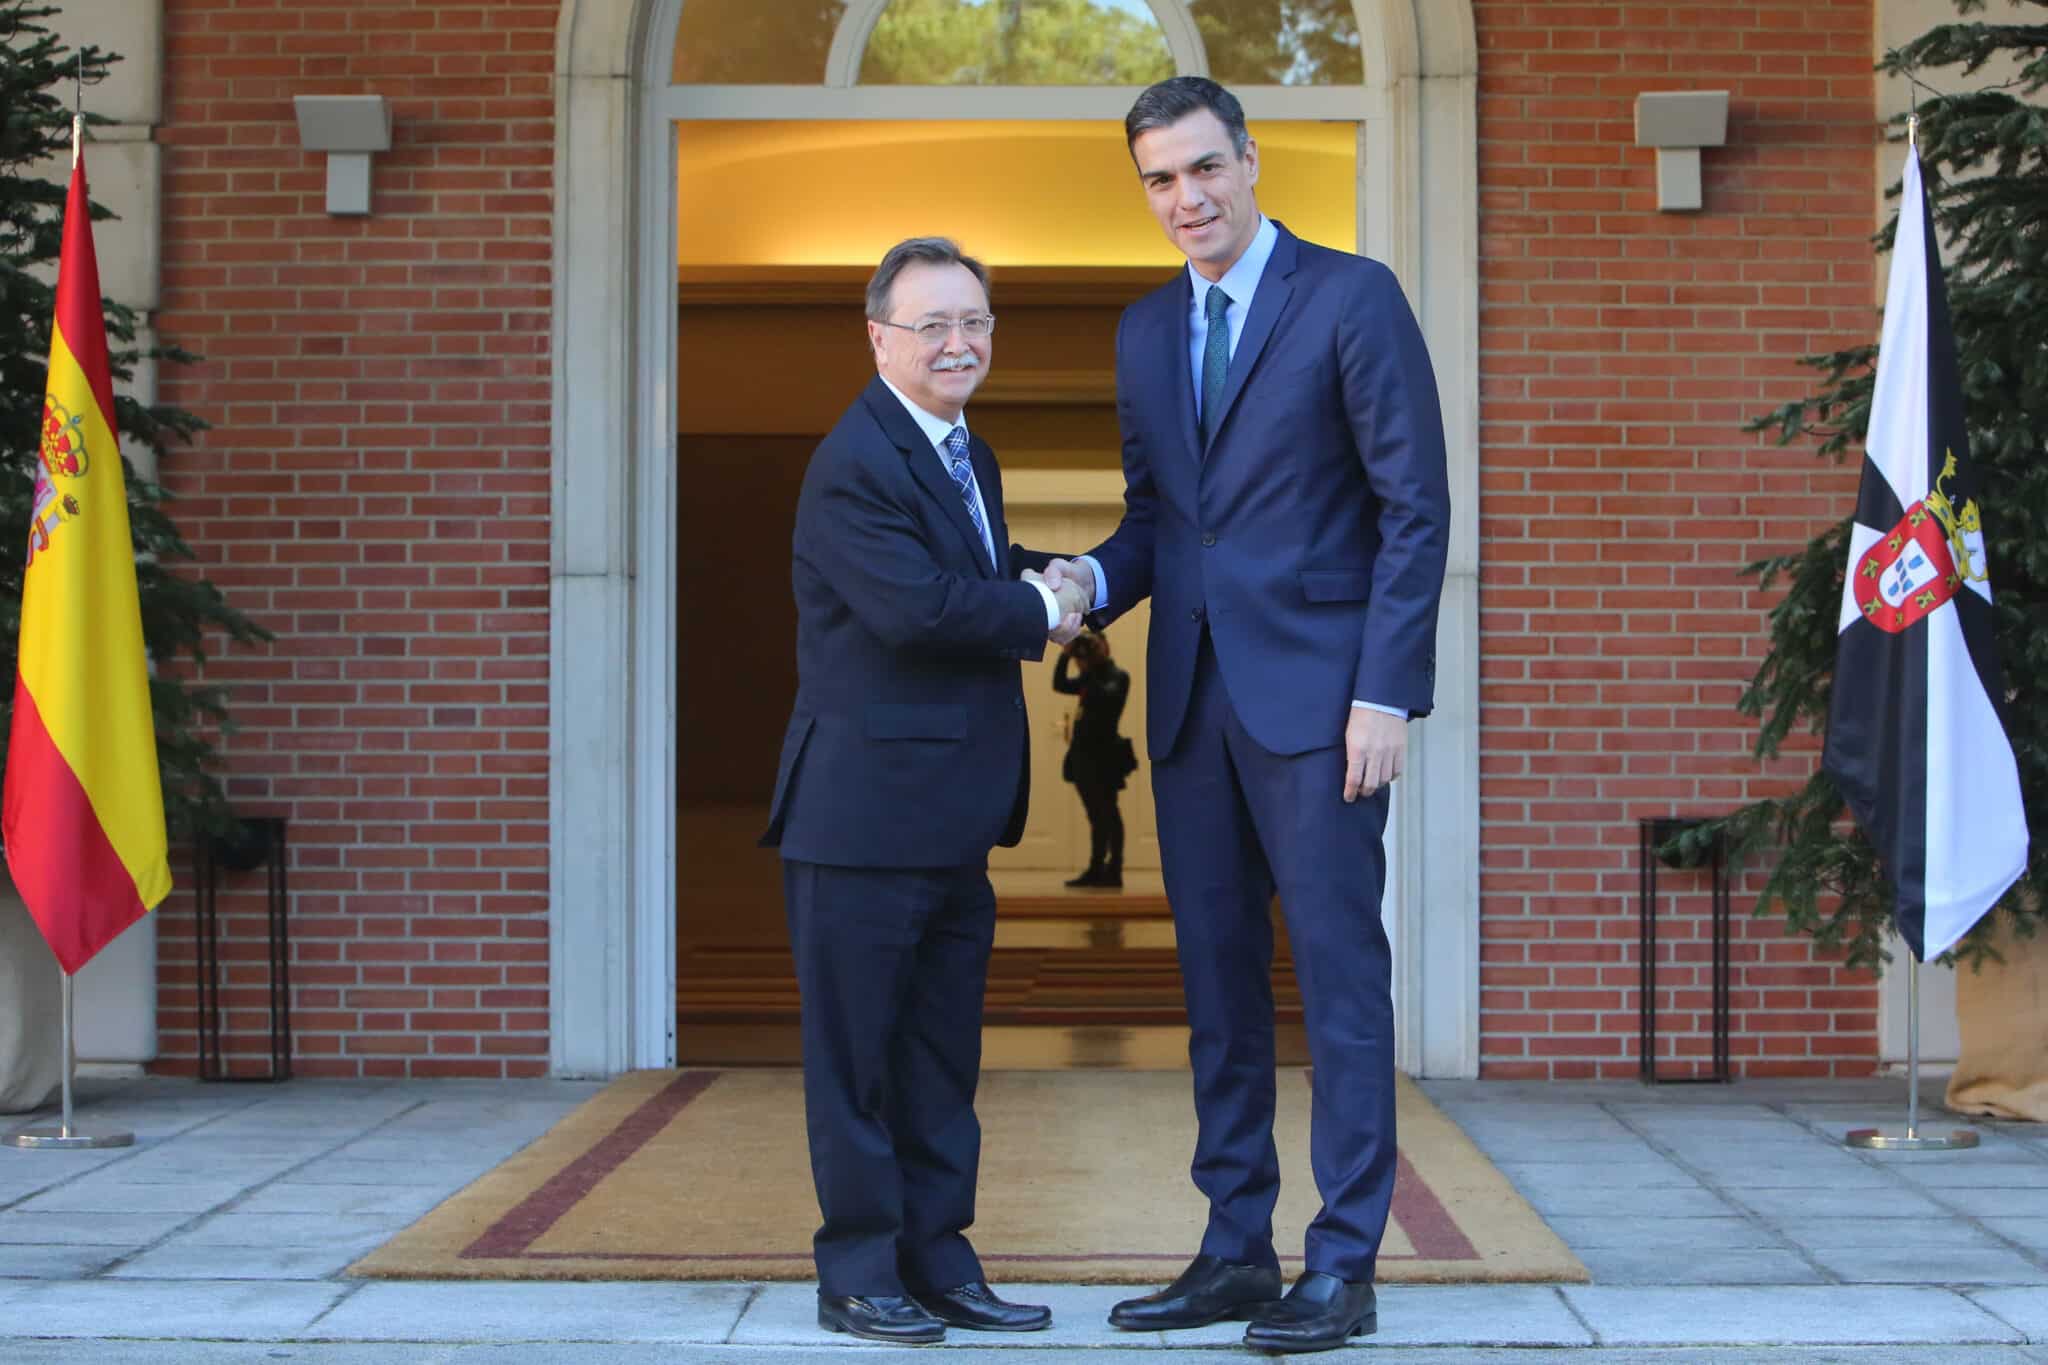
[350,1069,1585,1284]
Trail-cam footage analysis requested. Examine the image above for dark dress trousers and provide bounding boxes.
[762,376,1052,1298]
[1083,223,1452,1283]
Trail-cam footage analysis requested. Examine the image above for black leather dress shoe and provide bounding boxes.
[1242,1271,1376,1353]
[816,1292,945,1344]
[1108,1253,1283,1330]
[909,1281,1052,1332]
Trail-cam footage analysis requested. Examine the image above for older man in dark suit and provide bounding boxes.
[761,237,1085,1345]
[1047,78,1453,1353]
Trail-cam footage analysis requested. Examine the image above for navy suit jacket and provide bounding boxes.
[763,377,1053,868]
[1086,224,1452,759]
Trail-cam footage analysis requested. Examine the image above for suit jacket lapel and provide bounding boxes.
[1204,226,1299,457]
[1170,275,1202,462]
[860,378,992,578]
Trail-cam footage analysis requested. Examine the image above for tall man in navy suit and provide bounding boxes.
[763,238,1086,1345]
[1047,78,1452,1353]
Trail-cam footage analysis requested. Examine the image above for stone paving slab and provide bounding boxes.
[304,1280,753,1343]
[13,1178,254,1214]
[279,1158,505,1188]
[1732,1185,1951,1220]
[1808,1245,2048,1286]
[1791,1215,2013,1249]
[1509,1184,1732,1219]
[0,1243,127,1278]
[109,1242,374,1279]
[1571,1247,1826,1286]
[1682,1158,1902,1190]
[1561,1284,2023,1345]
[95,1154,307,1185]
[1988,1219,2048,1255]
[1939,1189,2048,1219]
[232,1182,452,1218]
[0,1209,195,1245]
[1972,1287,2048,1338]
[1358,1285,1593,1347]
[1495,1160,1698,1194]
[1546,1217,1785,1251]
[0,1277,347,1338]
[169,1212,414,1249]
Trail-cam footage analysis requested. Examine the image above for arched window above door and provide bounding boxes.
[666,0,1362,89]
[860,0,1176,85]
[1189,0,1362,86]
[671,0,850,84]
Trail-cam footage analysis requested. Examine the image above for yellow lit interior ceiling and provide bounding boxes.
[675,120,1356,267]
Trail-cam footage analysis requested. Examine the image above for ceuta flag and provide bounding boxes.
[1,147,171,974]
[1822,141,2028,963]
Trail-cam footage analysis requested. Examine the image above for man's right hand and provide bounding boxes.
[1045,557,1096,613]
[1025,568,1088,645]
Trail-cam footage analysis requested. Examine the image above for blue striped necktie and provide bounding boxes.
[943,426,990,564]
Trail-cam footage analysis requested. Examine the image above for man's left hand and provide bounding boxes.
[1344,707,1406,802]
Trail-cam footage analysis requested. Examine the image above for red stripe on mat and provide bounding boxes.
[465,1072,1480,1265]
[512,1250,1446,1263]
[463,1071,721,1258]
[1391,1151,1479,1260]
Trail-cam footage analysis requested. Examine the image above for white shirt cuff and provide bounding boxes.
[1351,700,1407,718]
[1030,579,1062,630]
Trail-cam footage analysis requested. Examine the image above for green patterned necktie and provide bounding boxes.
[1200,285,1232,446]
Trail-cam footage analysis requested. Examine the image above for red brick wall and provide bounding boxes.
[152,0,558,1077]
[140,0,1887,1081]
[1474,0,1881,1078]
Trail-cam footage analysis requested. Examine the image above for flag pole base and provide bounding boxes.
[1844,1126,1979,1151]
[3,1125,133,1150]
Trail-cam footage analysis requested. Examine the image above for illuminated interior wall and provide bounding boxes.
[676,120,1357,267]
[672,120,1358,803]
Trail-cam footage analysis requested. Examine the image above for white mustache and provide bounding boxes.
[931,354,980,373]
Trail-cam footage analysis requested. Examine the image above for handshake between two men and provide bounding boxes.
[1020,557,1096,646]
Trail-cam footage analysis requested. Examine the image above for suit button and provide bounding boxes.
[1190,606,1205,623]
[1201,532,1216,547]
[1013,697,1023,710]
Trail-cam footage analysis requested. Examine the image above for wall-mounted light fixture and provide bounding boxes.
[1634,91,1728,212]
[292,94,392,216]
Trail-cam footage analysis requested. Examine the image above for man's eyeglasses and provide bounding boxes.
[877,314,996,344]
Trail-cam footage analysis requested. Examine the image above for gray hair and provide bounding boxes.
[1124,76,1251,158]
[865,237,991,323]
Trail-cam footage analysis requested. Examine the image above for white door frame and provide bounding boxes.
[550,0,1482,1077]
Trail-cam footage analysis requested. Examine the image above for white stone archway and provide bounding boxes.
[548,0,1482,1077]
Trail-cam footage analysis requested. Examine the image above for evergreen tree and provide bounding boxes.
[0,1,266,842]
[1718,0,2047,969]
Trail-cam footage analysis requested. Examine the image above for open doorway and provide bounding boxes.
[670,118,1356,1066]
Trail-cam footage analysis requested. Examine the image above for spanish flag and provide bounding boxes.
[2,147,171,974]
